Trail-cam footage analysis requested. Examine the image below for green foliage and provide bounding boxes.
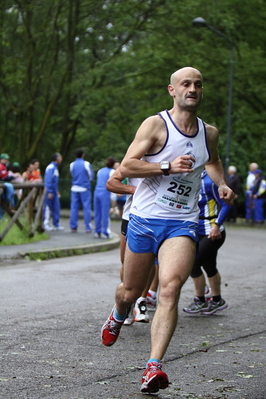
[0,0,266,191]
[0,217,48,245]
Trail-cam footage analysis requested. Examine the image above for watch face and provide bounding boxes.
[161,162,170,170]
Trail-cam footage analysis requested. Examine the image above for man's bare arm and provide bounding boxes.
[205,124,234,205]
[120,116,195,179]
[106,167,136,195]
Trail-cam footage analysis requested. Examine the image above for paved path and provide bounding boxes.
[0,218,121,263]
[0,223,266,398]
[0,215,263,264]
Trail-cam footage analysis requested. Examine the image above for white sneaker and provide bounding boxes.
[205,285,212,300]
[146,292,157,311]
[53,225,64,231]
[123,304,135,326]
[44,225,53,231]
[100,233,112,239]
[134,300,149,323]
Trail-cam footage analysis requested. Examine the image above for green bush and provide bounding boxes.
[0,216,48,245]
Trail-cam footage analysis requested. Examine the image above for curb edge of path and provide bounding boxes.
[0,233,120,263]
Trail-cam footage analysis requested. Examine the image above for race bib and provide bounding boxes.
[155,175,198,211]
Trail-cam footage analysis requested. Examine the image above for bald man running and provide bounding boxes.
[101,67,234,394]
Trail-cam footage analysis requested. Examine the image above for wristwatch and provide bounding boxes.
[160,161,171,176]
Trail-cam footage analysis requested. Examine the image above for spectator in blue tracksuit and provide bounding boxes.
[93,156,116,238]
[43,153,63,231]
[251,169,266,223]
[245,162,258,221]
[69,149,94,233]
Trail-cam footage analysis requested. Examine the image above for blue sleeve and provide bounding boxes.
[84,161,94,181]
[212,183,231,225]
[44,165,56,193]
[89,164,94,181]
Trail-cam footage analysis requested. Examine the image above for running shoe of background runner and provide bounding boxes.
[183,297,209,314]
[146,291,157,311]
[123,304,135,326]
[201,298,228,315]
[134,300,149,322]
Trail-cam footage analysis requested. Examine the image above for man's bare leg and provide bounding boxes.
[149,263,159,292]
[116,245,155,316]
[119,233,126,281]
[146,263,159,311]
[101,246,154,346]
[149,236,196,360]
[131,263,155,323]
[119,235,155,324]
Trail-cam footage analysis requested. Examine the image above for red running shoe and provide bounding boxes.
[101,307,124,347]
[140,361,169,393]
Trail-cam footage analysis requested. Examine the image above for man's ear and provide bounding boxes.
[167,84,175,97]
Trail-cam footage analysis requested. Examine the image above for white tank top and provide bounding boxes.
[122,177,142,221]
[130,110,210,222]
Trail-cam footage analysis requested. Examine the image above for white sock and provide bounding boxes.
[136,296,146,304]
[148,290,157,299]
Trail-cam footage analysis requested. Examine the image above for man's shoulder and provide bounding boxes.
[143,113,164,125]
[139,113,166,134]
[74,158,90,166]
[46,163,55,170]
[204,123,219,147]
[203,121,218,134]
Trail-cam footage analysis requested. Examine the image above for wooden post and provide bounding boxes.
[0,201,25,231]
[30,187,47,236]
[0,187,37,242]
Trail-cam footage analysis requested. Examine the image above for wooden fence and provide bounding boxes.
[0,182,46,241]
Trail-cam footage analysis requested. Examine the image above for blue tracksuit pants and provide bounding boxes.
[93,189,111,235]
[43,192,60,227]
[245,191,254,219]
[70,190,92,231]
[254,198,265,222]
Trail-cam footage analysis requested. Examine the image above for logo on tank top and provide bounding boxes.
[186,141,193,148]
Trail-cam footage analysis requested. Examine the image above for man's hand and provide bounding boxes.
[47,193,53,200]
[218,184,234,205]
[170,155,195,174]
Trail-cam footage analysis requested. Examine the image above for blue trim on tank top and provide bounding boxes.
[202,120,211,163]
[165,109,210,162]
[143,111,169,157]
[165,109,199,137]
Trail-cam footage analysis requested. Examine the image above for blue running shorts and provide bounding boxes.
[127,214,198,256]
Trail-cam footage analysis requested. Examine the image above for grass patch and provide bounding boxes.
[0,216,48,245]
